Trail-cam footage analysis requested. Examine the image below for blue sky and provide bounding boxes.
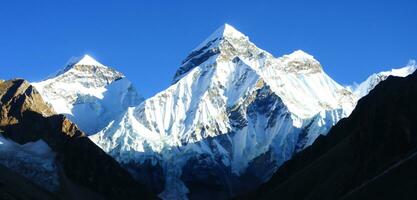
[0,0,416,97]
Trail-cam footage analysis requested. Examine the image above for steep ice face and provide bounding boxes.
[352,60,417,98]
[33,55,143,134]
[90,24,356,199]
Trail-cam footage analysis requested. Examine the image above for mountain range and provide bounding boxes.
[1,23,416,200]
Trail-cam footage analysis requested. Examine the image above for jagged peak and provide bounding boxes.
[172,24,251,83]
[52,54,124,79]
[66,54,104,67]
[216,23,246,39]
[62,54,105,72]
[72,54,104,67]
[285,50,316,61]
[279,50,322,73]
[193,23,247,51]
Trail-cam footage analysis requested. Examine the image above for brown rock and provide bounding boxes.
[0,79,54,126]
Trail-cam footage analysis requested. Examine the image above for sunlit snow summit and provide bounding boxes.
[33,55,143,134]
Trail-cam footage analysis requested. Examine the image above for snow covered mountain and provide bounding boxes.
[351,60,416,98]
[90,24,357,199]
[33,55,143,134]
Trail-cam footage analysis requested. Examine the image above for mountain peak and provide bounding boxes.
[287,50,315,60]
[217,23,246,39]
[279,50,323,73]
[53,55,111,78]
[194,23,247,51]
[71,54,104,67]
[207,23,246,40]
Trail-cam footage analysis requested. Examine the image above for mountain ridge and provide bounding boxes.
[90,24,356,199]
[0,79,155,199]
[351,60,416,98]
[243,70,417,200]
[9,23,415,200]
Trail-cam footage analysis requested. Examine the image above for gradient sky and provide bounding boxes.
[0,0,416,97]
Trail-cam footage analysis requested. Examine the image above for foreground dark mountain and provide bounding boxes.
[0,79,155,200]
[241,71,417,199]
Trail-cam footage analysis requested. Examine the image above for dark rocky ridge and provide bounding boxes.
[239,71,417,199]
[0,79,156,200]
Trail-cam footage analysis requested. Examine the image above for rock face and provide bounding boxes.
[90,24,356,199]
[0,79,54,125]
[245,71,417,199]
[0,79,155,200]
[33,55,143,135]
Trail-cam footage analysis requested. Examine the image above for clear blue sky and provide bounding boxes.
[1,0,416,97]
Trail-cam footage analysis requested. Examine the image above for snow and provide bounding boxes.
[5,22,413,200]
[286,50,316,60]
[33,55,143,134]
[352,61,416,98]
[193,23,247,51]
[89,24,357,199]
[31,39,413,199]
[72,54,104,67]
[21,139,53,156]
[0,136,59,192]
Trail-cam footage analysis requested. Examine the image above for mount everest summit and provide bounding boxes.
[29,24,416,199]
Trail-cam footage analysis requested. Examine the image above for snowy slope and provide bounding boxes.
[90,24,356,199]
[33,55,143,134]
[352,60,416,98]
[0,135,59,192]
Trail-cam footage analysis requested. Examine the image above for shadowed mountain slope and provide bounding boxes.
[0,79,155,200]
[242,71,417,199]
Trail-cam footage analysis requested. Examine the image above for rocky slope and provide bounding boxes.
[90,24,356,199]
[0,79,155,199]
[244,70,417,199]
[33,55,142,135]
